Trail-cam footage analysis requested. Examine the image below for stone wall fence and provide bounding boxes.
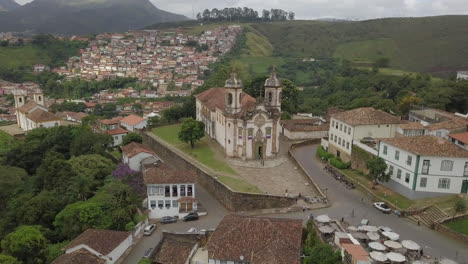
[142,132,296,212]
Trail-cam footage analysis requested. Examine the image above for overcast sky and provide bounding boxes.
[15,0,468,20]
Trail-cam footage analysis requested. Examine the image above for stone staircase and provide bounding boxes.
[408,205,449,228]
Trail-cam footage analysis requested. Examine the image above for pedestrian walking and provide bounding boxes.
[351,209,355,217]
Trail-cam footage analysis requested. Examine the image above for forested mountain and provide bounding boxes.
[0,0,188,34]
[0,0,19,11]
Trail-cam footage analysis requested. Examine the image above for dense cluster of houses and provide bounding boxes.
[60,25,242,97]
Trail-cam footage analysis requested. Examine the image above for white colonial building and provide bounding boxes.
[122,142,159,171]
[456,71,468,80]
[195,72,282,160]
[13,89,61,131]
[326,107,401,162]
[120,114,148,132]
[378,136,468,199]
[143,163,198,219]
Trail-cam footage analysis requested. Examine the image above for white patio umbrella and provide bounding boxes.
[440,259,459,264]
[359,225,379,232]
[382,231,400,241]
[370,251,388,262]
[384,240,402,249]
[378,226,393,232]
[319,226,334,234]
[386,252,406,263]
[369,242,387,251]
[347,226,358,231]
[367,231,380,241]
[401,240,421,251]
[316,214,331,223]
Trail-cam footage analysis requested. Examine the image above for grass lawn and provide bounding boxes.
[111,149,122,160]
[153,124,262,193]
[0,45,50,69]
[235,56,286,77]
[340,169,414,210]
[0,130,18,155]
[445,218,468,236]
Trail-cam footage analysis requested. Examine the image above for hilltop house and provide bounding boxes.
[143,163,198,219]
[449,132,468,151]
[52,229,133,264]
[105,128,129,147]
[122,142,159,171]
[324,107,402,162]
[120,114,147,132]
[378,136,468,199]
[195,72,282,160]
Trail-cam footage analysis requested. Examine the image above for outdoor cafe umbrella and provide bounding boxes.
[351,232,367,240]
[378,226,392,232]
[370,251,388,262]
[369,242,387,251]
[319,226,334,234]
[347,226,358,231]
[316,214,331,223]
[359,225,379,232]
[384,240,402,249]
[402,240,421,251]
[382,231,400,241]
[367,231,380,241]
[386,252,406,263]
[440,259,459,264]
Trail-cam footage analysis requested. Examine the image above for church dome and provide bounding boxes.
[225,72,242,88]
[265,71,281,87]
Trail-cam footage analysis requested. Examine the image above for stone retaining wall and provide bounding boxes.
[434,214,468,244]
[142,132,296,212]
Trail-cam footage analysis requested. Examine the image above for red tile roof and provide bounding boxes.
[332,107,402,126]
[122,142,155,158]
[342,243,369,261]
[64,229,130,256]
[195,88,256,114]
[281,119,329,132]
[206,215,303,264]
[426,119,467,131]
[449,132,468,144]
[143,163,195,184]
[99,116,123,125]
[18,101,42,113]
[104,128,129,135]
[52,249,105,264]
[121,114,145,126]
[153,237,197,264]
[381,136,468,157]
[27,109,60,123]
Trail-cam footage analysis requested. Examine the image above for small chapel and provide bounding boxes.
[13,89,61,132]
[195,71,282,160]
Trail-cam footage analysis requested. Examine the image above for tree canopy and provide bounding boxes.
[178,118,205,148]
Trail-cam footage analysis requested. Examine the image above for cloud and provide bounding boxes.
[14,0,468,19]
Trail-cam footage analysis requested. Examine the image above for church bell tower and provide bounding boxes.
[225,72,243,115]
[264,71,282,112]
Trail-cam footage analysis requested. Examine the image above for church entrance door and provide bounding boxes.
[256,143,264,159]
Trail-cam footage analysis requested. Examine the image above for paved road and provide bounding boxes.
[291,144,468,263]
[123,144,467,264]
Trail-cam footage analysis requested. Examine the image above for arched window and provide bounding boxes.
[228,93,233,105]
[239,93,242,104]
[18,98,22,103]
[268,92,273,103]
[278,91,282,103]
[38,96,42,101]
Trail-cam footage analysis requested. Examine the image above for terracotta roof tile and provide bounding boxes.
[332,107,401,126]
[195,88,256,114]
[449,132,468,144]
[99,116,123,125]
[143,163,195,184]
[122,142,155,158]
[51,249,105,264]
[381,136,468,157]
[18,101,41,113]
[27,109,60,123]
[64,229,130,256]
[121,114,145,126]
[206,215,303,264]
[398,122,426,130]
[153,237,197,264]
[104,128,129,135]
[281,119,329,132]
[426,119,468,131]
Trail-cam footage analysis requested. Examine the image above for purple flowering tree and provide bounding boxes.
[112,164,145,195]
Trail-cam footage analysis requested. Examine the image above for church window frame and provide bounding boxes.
[268,91,273,103]
[228,93,233,105]
[266,127,272,139]
[248,128,254,140]
[238,127,243,139]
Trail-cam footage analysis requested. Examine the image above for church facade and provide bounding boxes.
[195,72,282,160]
[13,89,61,132]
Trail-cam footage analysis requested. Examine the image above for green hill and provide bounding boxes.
[252,16,468,73]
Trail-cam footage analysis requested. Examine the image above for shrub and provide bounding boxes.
[330,157,350,169]
[317,146,333,161]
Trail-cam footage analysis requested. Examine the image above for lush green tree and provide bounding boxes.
[454,200,467,216]
[397,95,423,117]
[281,79,301,114]
[178,118,205,148]
[14,191,65,229]
[70,126,112,156]
[122,133,143,146]
[367,157,389,188]
[0,254,21,264]
[67,175,93,201]
[132,103,143,115]
[0,166,27,210]
[45,241,68,264]
[304,243,342,264]
[68,154,115,190]
[35,151,73,192]
[1,226,47,264]
[374,57,390,68]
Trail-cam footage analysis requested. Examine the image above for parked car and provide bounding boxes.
[182,213,199,222]
[160,216,177,224]
[373,202,392,213]
[144,224,156,236]
[143,247,154,258]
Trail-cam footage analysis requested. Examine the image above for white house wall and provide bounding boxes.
[107,235,133,264]
[127,152,154,171]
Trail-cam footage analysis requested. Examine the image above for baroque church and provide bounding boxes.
[13,89,61,132]
[195,72,282,160]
